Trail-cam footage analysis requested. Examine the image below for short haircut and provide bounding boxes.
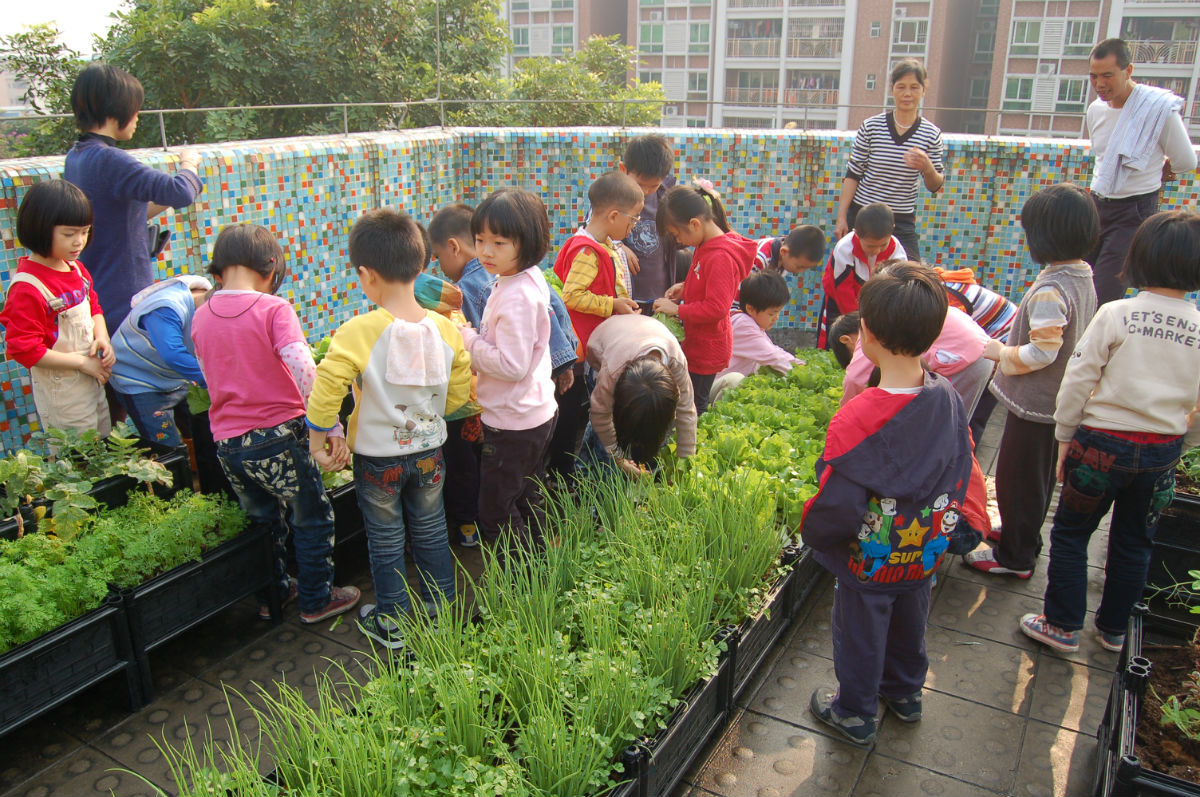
[16,179,93,257]
[623,135,674,179]
[854,202,895,240]
[784,225,826,263]
[70,64,144,131]
[429,203,473,247]
[416,221,433,268]
[613,356,679,465]
[858,261,947,356]
[828,311,861,369]
[739,271,790,311]
[890,58,927,87]
[470,188,551,270]
[657,183,731,238]
[208,224,288,293]
[1020,183,1098,265]
[1091,38,1132,69]
[1122,210,1200,292]
[349,208,426,283]
[589,171,643,213]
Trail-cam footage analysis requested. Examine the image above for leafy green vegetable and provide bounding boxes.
[186,384,212,414]
[310,335,333,365]
[321,468,353,490]
[653,312,685,342]
[543,269,564,298]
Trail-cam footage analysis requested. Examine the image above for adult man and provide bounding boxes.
[1085,38,1196,306]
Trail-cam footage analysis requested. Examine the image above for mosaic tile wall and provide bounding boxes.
[0,128,1196,452]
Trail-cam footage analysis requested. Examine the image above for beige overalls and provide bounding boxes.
[10,264,111,436]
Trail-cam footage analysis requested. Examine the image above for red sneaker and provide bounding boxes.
[963,547,1032,579]
[300,585,361,624]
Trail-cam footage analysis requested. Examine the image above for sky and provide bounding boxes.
[3,0,127,55]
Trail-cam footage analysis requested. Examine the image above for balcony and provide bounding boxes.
[1128,39,1199,65]
[787,37,842,58]
[790,0,844,5]
[728,0,783,7]
[782,87,839,105]
[725,86,780,105]
[727,37,781,57]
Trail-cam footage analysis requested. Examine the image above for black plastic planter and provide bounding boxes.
[329,482,364,549]
[0,592,141,738]
[1094,603,1200,797]
[730,545,809,701]
[1146,494,1200,605]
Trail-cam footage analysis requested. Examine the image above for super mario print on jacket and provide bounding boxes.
[800,372,975,592]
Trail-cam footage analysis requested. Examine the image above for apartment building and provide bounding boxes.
[502,0,625,73]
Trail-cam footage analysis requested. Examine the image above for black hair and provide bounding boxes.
[858,261,947,356]
[470,188,551,270]
[589,171,643,213]
[622,135,674,180]
[1020,183,1099,265]
[1091,38,1132,69]
[890,58,928,87]
[613,356,679,465]
[428,203,474,247]
[70,63,145,131]
[853,203,894,240]
[675,249,693,283]
[348,209,426,283]
[208,223,288,294]
[16,179,93,257]
[784,225,826,264]
[828,311,861,369]
[1122,210,1200,292]
[739,271,790,312]
[417,221,433,268]
[657,183,731,240]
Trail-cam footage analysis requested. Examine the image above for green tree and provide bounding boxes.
[0,24,86,157]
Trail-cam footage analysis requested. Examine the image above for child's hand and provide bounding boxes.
[90,338,116,368]
[616,458,649,479]
[665,283,684,301]
[1055,441,1071,483]
[78,354,110,385]
[613,298,639,315]
[652,298,678,316]
[326,436,351,470]
[555,368,575,394]
[983,339,1003,362]
[624,246,641,275]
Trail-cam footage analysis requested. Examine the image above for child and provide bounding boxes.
[817,203,906,349]
[617,135,678,306]
[456,188,558,564]
[801,262,974,746]
[753,225,826,274]
[307,209,471,650]
[651,182,757,414]
[828,311,861,369]
[1020,210,1200,653]
[584,313,697,476]
[191,224,359,624]
[0,179,114,436]
[965,183,1099,578]
[718,271,800,378]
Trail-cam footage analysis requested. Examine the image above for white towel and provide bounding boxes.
[385,317,447,387]
[1092,84,1184,197]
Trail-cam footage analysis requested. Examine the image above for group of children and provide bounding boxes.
[4,132,1200,739]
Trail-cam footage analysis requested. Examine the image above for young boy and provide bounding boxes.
[307,208,472,650]
[718,271,800,378]
[801,262,974,746]
[753,225,826,274]
[617,135,678,306]
[817,203,906,349]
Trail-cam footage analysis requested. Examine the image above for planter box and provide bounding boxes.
[730,545,810,701]
[0,593,141,738]
[124,527,274,702]
[1094,603,1200,797]
[329,482,364,549]
[1146,494,1200,605]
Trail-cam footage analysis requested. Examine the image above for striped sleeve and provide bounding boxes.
[845,121,872,181]
[849,115,944,214]
[998,285,1068,376]
[561,248,613,318]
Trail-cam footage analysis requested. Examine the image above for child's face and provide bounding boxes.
[474,224,521,277]
[746,303,784,332]
[664,219,704,250]
[50,224,91,263]
[858,235,892,259]
[621,165,664,197]
[837,330,859,357]
[778,247,821,274]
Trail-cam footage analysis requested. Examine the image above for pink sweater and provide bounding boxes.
[459,267,556,431]
[718,312,798,378]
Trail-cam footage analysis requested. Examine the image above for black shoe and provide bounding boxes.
[809,688,876,746]
[879,691,923,722]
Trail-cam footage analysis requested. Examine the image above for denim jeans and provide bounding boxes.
[216,418,336,613]
[117,386,190,449]
[354,448,456,619]
[1043,426,1181,635]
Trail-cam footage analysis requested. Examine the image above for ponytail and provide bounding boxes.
[656,181,731,240]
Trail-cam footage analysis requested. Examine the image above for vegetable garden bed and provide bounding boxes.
[1146,493,1200,606]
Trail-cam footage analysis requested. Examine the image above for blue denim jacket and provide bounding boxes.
[456,258,578,375]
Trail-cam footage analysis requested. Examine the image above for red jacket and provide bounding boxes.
[552,234,618,356]
[678,232,757,374]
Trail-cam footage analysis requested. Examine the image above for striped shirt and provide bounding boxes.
[845,112,945,214]
[941,280,1018,342]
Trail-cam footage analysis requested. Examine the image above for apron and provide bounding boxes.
[11,264,111,436]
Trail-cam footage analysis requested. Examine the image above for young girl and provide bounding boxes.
[191,224,359,623]
[965,183,1099,578]
[456,188,557,564]
[1020,211,1200,653]
[0,179,115,436]
[651,181,757,413]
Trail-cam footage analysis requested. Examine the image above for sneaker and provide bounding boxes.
[258,577,298,620]
[809,688,876,746]
[964,547,1032,579]
[356,604,405,650]
[1019,613,1080,653]
[879,691,923,723]
[985,526,1003,544]
[458,523,479,548]
[1097,628,1126,653]
[299,585,361,624]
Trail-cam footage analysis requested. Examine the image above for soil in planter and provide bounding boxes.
[1137,642,1200,783]
[1176,472,1200,497]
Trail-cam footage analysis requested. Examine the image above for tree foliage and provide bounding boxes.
[0,25,85,157]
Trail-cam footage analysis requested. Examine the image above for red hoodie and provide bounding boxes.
[678,231,757,374]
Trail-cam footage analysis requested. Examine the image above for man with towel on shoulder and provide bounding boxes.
[1086,37,1197,306]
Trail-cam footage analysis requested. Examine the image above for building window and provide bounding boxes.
[1057,77,1087,111]
[511,0,529,9]
[550,0,572,8]
[1003,76,1034,110]
[1011,20,1041,56]
[870,21,880,38]
[968,76,989,108]
[639,70,663,84]
[640,0,664,5]
[892,19,929,54]
[688,71,708,99]
[552,25,573,54]
[689,23,710,53]
[513,27,529,54]
[1064,20,1096,56]
[974,25,995,61]
[640,23,664,52]
[687,118,706,127]
[865,73,876,90]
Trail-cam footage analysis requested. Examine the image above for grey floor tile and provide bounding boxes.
[853,755,1001,796]
[950,549,1107,602]
[0,718,84,794]
[929,574,1044,652]
[873,689,1023,793]
[744,651,853,736]
[734,637,791,710]
[787,591,834,660]
[693,710,867,797]
[1028,654,1113,733]
[0,745,161,797]
[1010,720,1098,797]
[925,625,1038,716]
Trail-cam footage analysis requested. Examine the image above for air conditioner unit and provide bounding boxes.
[663,106,679,116]
[1036,62,1056,75]
[894,7,907,18]
[649,10,663,21]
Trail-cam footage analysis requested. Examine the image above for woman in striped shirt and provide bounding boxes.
[834,59,945,262]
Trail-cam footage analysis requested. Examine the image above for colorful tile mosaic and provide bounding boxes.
[0,128,1196,453]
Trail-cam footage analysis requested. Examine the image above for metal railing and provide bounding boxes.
[728,0,783,7]
[1127,39,1199,65]
[782,87,840,105]
[786,38,843,58]
[727,38,782,58]
[724,87,780,105]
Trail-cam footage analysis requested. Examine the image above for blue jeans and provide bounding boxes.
[117,386,190,449]
[354,448,456,619]
[1043,427,1181,635]
[216,418,336,612]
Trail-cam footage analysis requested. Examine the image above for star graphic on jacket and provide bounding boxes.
[896,518,929,549]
